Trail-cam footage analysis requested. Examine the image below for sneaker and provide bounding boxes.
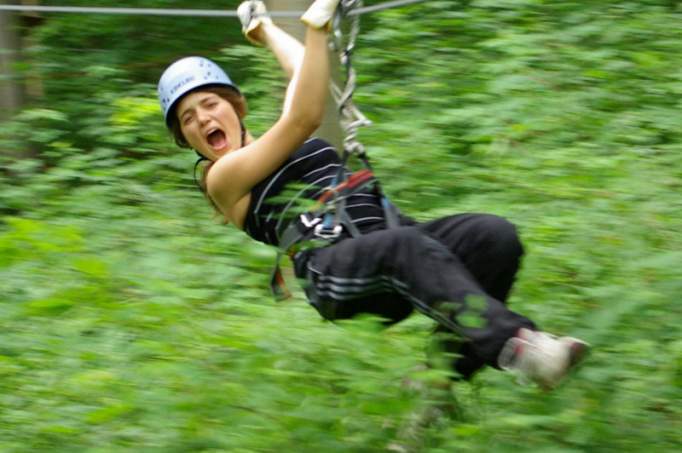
[498,328,589,390]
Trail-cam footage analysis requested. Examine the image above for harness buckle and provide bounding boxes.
[314,223,343,239]
[299,213,322,229]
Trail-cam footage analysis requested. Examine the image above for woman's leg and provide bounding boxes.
[417,214,524,302]
[295,225,535,366]
[416,213,525,379]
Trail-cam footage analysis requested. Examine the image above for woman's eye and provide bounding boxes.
[206,102,218,109]
[183,116,193,125]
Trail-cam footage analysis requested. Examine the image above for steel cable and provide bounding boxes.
[0,0,427,17]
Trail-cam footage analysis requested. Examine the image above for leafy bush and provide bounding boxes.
[1,0,680,451]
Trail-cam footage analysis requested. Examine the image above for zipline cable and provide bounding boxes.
[0,0,427,17]
[353,0,426,15]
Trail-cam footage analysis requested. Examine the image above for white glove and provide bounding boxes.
[301,0,341,30]
[237,0,273,45]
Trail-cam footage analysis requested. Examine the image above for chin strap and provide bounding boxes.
[193,156,206,192]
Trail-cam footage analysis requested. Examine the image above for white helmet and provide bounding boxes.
[158,56,240,127]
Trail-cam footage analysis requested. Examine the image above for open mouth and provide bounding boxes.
[206,129,228,151]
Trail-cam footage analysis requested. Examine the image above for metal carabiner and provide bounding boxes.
[314,223,343,239]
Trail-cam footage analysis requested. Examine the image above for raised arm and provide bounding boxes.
[262,25,304,81]
[206,0,338,224]
[237,1,305,112]
[238,0,304,80]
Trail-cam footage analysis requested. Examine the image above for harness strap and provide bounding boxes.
[382,196,400,229]
[269,255,292,301]
[270,167,380,300]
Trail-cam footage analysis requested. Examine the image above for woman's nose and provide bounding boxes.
[197,108,210,125]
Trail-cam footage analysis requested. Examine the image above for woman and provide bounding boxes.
[157,0,588,390]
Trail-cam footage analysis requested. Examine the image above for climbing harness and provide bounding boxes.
[269,166,379,300]
[270,0,401,300]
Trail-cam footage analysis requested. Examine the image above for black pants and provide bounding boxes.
[293,213,536,379]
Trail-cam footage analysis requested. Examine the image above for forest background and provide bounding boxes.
[0,0,680,451]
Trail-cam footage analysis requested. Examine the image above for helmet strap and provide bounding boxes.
[193,154,207,193]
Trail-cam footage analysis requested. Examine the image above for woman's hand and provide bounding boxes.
[301,0,341,30]
[237,0,272,46]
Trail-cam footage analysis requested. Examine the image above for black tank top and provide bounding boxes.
[244,138,386,247]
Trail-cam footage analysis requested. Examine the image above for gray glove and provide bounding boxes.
[237,0,273,45]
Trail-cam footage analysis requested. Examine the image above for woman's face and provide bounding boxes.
[176,91,242,161]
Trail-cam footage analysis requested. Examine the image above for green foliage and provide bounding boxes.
[1,0,681,451]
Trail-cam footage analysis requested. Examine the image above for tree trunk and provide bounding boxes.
[0,1,23,121]
[265,0,343,150]
[19,0,44,100]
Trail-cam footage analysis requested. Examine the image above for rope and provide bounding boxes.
[330,0,369,157]
[323,0,402,236]
[0,0,428,17]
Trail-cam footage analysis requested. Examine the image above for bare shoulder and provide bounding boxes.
[207,122,309,201]
[205,152,242,217]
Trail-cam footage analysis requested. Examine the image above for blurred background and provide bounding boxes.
[0,0,680,451]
